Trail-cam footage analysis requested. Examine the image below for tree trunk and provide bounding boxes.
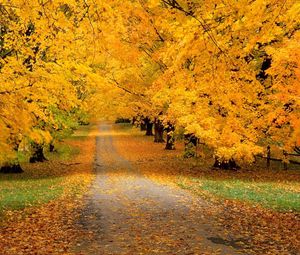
[0,163,23,173]
[154,119,164,143]
[165,124,175,150]
[213,158,240,170]
[184,134,197,158]
[144,117,153,136]
[140,118,147,131]
[132,117,137,126]
[146,123,153,136]
[49,143,55,153]
[30,143,47,163]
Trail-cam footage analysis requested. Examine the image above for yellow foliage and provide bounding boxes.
[0,0,299,164]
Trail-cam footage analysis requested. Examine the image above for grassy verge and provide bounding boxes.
[0,124,96,254]
[0,124,92,214]
[0,177,64,212]
[178,178,300,212]
[46,143,80,161]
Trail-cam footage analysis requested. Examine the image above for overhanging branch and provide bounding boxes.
[0,82,35,95]
[109,76,146,97]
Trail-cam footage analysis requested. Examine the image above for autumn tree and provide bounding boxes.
[0,0,299,171]
[144,0,300,166]
[0,0,100,171]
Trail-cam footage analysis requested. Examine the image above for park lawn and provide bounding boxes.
[0,176,64,212]
[178,178,300,212]
[0,124,94,215]
[176,154,300,212]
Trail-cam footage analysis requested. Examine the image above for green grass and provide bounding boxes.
[71,124,92,140]
[46,143,80,161]
[178,178,300,212]
[0,177,64,211]
[0,124,90,214]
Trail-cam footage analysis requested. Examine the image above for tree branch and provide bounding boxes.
[0,82,35,95]
[109,75,146,97]
[162,0,225,54]
[139,0,165,42]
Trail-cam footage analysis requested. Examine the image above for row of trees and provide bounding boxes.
[0,0,95,172]
[103,0,300,167]
[1,0,299,171]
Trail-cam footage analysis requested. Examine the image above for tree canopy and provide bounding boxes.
[0,0,299,166]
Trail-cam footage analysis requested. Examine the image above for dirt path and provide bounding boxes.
[75,123,245,255]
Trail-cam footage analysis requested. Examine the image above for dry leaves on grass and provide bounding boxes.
[211,199,300,255]
[0,132,95,255]
[113,126,300,255]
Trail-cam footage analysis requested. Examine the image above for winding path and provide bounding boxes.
[75,123,244,255]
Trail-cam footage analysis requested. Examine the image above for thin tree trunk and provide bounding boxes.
[144,117,153,136]
[184,134,197,158]
[154,119,164,143]
[140,118,147,131]
[49,143,55,152]
[132,117,137,126]
[165,124,175,150]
